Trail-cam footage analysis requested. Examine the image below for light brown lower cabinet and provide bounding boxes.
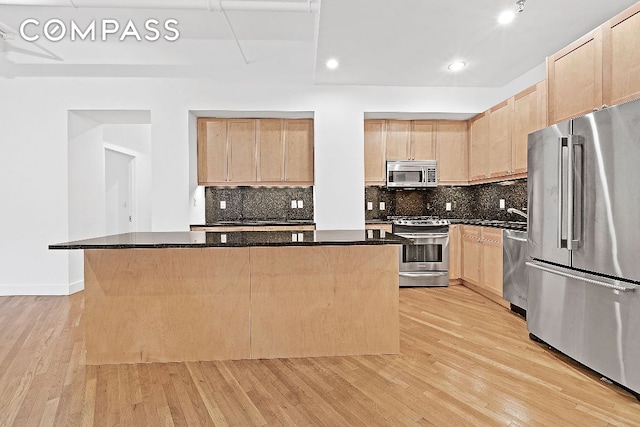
[365,223,393,233]
[460,226,506,306]
[448,224,461,282]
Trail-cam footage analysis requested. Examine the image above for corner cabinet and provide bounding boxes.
[468,113,489,181]
[197,118,314,186]
[436,121,468,185]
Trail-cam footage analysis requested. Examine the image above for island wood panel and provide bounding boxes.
[197,118,227,184]
[249,245,400,359]
[364,120,386,184]
[411,121,436,160]
[257,119,285,182]
[547,28,603,124]
[83,248,251,364]
[605,3,640,106]
[227,119,257,183]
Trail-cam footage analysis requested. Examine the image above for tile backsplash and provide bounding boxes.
[205,186,314,223]
[365,179,527,221]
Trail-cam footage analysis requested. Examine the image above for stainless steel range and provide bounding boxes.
[390,216,450,287]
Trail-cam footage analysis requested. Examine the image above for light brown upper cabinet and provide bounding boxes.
[410,121,436,160]
[364,119,467,185]
[284,119,314,183]
[257,119,284,182]
[364,120,386,185]
[198,118,228,184]
[469,112,489,181]
[604,2,640,106]
[436,121,468,185]
[197,118,314,186]
[227,119,257,183]
[512,81,547,174]
[547,28,603,125]
[488,99,513,178]
[385,120,411,161]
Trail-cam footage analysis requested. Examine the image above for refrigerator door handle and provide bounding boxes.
[567,135,575,251]
[558,137,567,249]
[526,261,637,293]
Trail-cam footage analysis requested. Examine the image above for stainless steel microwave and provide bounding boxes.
[386,160,437,188]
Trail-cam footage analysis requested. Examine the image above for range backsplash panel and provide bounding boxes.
[206,186,314,223]
[365,179,527,221]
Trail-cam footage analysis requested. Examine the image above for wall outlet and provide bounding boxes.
[446,202,452,211]
[291,233,298,242]
[298,232,304,242]
[297,200,303,209]
[220,200,226,209]
[500,199,506,209]
[291,200,298,209]
[379,201,386,210]
[367,201,373,210]
[367,229,374,239]
[220,234,227,244]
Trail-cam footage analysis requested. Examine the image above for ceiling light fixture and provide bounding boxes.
[326,58,339,69]
[498,11,515,24]
[448,62,465,72]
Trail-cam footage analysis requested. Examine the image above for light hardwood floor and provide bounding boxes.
[1,285,638,426]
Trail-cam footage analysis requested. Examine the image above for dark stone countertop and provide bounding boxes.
[366,218,527,231]
[448,219,527,232]
[191,220,315,227]
[49,230,410,250]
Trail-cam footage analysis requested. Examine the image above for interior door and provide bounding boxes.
[570,101,640,282]
[105,149,133,235]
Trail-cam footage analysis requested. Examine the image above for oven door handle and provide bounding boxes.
[395,233,449,239]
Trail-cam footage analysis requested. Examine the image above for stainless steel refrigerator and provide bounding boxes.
[527,99,640,398]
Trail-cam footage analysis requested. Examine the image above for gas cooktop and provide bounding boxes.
[388,216,450,226]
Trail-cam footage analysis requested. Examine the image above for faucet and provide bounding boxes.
[507,208,528,220]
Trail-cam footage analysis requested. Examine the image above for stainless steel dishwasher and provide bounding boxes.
[503,229,528,316]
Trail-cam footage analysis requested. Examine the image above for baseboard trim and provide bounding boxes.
[69,280,84,294]
[0,282,83,296]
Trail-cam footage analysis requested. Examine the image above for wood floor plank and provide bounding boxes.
[0,287,639,426]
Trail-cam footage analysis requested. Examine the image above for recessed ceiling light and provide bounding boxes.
[498,10,516,24]
[326,58,339,70]
[448,62,465,72]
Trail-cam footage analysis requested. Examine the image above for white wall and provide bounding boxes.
[0,65,544,295]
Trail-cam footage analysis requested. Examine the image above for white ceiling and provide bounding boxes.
[0,0,638,87]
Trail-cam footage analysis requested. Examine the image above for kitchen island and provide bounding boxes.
[50,230,407,365]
